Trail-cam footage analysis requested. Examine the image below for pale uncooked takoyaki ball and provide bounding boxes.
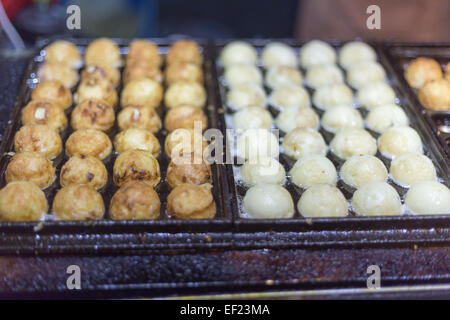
[219,41,258,67]
[240,157,286,187]
[114,128,161,157]
[60,154,108,190]
[312,83,353,110]
[275,106,319,132]
[269,85,310,109]
[330,128,377,160]
[340,155,387,188]
[38,62,79,88]
[75,78,118,108]
[53,184,104,220]
[405,181,450,215]
[352,182,402,216]
[282,128,327,160]
[84,38,122,68]
[117,105,162,133]
[378,126,422,159]
[321,105,363,133]
[265,66,302,89]
[233,106,273,130]
[31,80,72,110]
[366,104,409,133]
[339,41,377,69]
[290,155,337,189]
[261,42,297,68]
[121,78,163,108]
[113,149,161,187]
[390,153,436,187]
[226,83,267,110]
[243,183,294,219]
[357,81,397,110]
[305,64,344,88]
[299,40,336,69]
[223,64,262,87]
[65,129,112,160]
[45,40,82,69]
[14,124,62,159]
[347,61,386,89]
[164,81,206,109]
[21,99,68,132]
[297,184,348,218]
[237,129,279,160]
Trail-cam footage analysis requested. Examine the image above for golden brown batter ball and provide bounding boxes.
[81,64,121,87]
[122,62,163,85]
[418,78,450,111]
[165,128,208,158]
[75,77,118,108]
[31,80,72,110]
[21,99,68,132]
[117,105,162,133]
[52,184,104,220]
[38,62,79,88]
[167,183,215,219]
[166,39,203,66]
[60,154,108,190]
[121,78,163,108]
[109,181,161,220]
[164,105,208,132]
[165,62,203,86]
[126,39,162,67]
[84,38,122,68]
[14,124,62,159]
[166,153,212,188]
[5,152,56,189]
[113,149,161,187]
[114,128,160,157]
[0,181,48,221]
[404,57,443,89]
[44,40,82,69]
[71,99,115,132]
[65,129,112,160]
[164,81,206,109]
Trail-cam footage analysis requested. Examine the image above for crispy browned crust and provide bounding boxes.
[60,154,108,190]
[166,183,215,219]
[65,129,112,160]
[113,149,161,187]
[71,99,115,132]
[14,124,62,159]
[31,80,72,109]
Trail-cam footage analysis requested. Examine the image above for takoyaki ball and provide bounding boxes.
[404,57,443,89]
[44,40,82,69]
[405,181,450,215]
[166,152,212,188]
[21,99,68,132]
[84,38,122,68]
[165,81,206,109]
[14,124,62,159]
[81,64,121,87]
[282,128,327,160]
[60,154,107,190]
[357,81,397,110]
[261,42,297,68]
[290,155,337,189]
[446,62,450,81]
[352,182,402,216]
[390,153,436,187]
[220,41,257,67]
[164,105,208,132]
[53,184,104,220]
[38,62,78,88]
[113,149,161,187]
[165,128,208,158]
[240,157,286,187]
[243,184,294,219]
[340,155,388,189]
[31,80,72,110]
[339,41,376,69]
[305,64,344,88]
[5,152,56,189]
[312,83,353,111]
[321,105,363,133]
[330,128,377,160]
[299,40,337,69]
[0,181,48,221]
[226,83,267,110]
[114,128,160,157]
[65,129,112,160]
[366,104,409,133]
[233,106,273,131]
[237,129,280,160]
[417,79,450,111]
[165,62,203,86]
[75,78,118,108]
[126,39,161,67]
[378,126,422,159]
[223,64,262,87]
[167,183,215,219]
[297,184,348,218]
[265,66,303,89]
[71,99,115,132]
[166,39,203,66]
[269,85,310,110]
[117,105,162,133]
[109,181,161,220]
[121,78,163,108]
[122,62,163,85]
[275,106,319,133]
[347,61,386,89]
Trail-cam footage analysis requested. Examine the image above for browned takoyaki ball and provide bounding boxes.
[126,39,162,67]
[75,77,118,108]
[164,81,206,109]
[31,80,72,110]
[14,124,62,159]
[44,40,82,69]
[21,100,68,132]
[65,129,112,160]
[109,181,161,220]
[113,128,160,157]
[404,57,443,89]
[166,39,203,66]
[166,153,212,188]
[84,38,123,68]
[60,154,108,190]
[38,62,79,88]
[164,105,208,132]
[113,149,161,187]
[5,152,56,189]
[164,128,208,158]
[52,184,104,220]
[81,64,121,87]
[121,78,163,108]
[117,105,162,133]
[71,99,115,132]
[122,62,163,85]
[166,183,216,219]
[418,78,450,111]
[0,181,48,221]
[165,62,203,86]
